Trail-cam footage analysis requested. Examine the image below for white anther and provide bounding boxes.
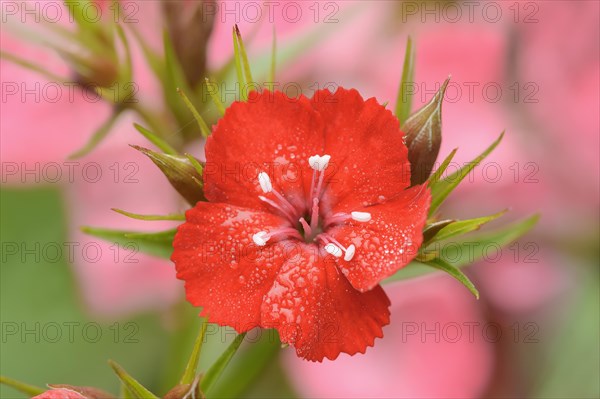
[324,243,343,257]
[308,155,320,169]
[252,231,270,246]
[257,172,273,193]
[344,244,356,261]
[308,154,331,172]
[351,211,372,222]
[319,154,331,170]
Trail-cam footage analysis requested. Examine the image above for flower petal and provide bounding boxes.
[172,202,292,330]
[329,185,431,292]
[261,244,391,361]
[311,88,411,210]
[204,91,325,211]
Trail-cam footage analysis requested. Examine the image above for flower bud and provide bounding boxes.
[34,385,115,399]
[132,146,206,206]
[163,0,216,87]
[402,77,449,186]
[164,383,205,399]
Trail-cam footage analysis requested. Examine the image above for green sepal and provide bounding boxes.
[162,29,196,130]
[384,214,540,283]
[177,88,211,137]
[439,214,540,268]
[80,226,176,259]
[424,257,480,299]
[204,78,226,116]
[428,148,457,185]
[422,219,455,244]
[425,210,507,245]
[402,77,449,186]
[0,375,45,396]
[208,332,281,398]
[429,132,504,216]
[108,360,159,399]
[132,145,205,206]
[180,319,209,385]
[234,25,254,86]
[120,383,136,399]
[232,26,247,100]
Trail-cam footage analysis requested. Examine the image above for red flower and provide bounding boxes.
[172,88,431,361]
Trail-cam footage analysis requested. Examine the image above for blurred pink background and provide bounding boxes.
[1,1,598,398]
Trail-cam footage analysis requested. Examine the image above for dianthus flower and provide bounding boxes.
[172,88,431,361]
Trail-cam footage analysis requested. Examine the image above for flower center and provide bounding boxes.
[252,154,371,262]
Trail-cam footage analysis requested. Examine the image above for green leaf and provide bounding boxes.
[68,110,123,159]
[425,258,479,299]
[232,26,246,101]
[234,25,254,86]
[120,383,136,399]
[177,88,211,137]
[180,319,209,385]
[422,219,455,244]
[0,376,44,396]
[81,226,176,259]
[200,333,247,394]
[133,123,178,155]
[385,214,540,283]
[395,36,415,125]
[429,132,504,216]
[426,210,507,244]
[0,51,67,83]
[184,153,204,176]
[163,29,194,126]
[111,208,185,221]
[428,148,457,185]
[65,0,101,32]
[132,145,205,206]
[402,77,449,186]
[208,332,281,398]
[115,24,133,84]
[1,187,170,396]
[128,25,163,83]
[108,360,159,399]
[204,78,226,116]
[441,214,540,268]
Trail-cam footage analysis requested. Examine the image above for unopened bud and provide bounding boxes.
[132,146,206,206]
[402,77,449,186]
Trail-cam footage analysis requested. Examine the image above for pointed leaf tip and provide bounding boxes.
[426,257,480,299]
[429,131,504,216]
[403,77,450,186]
[108,360,159,399]
[132,145,205,206]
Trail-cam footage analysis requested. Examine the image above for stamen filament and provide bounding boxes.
[318,233,356,261]
[259,195,296,222]
[309,198,320,232]
[324,212,350,228]
[272,189,298,218]
[299,217,312,238]
[253,227,303,246]
[314,170,326,201]
[307,169,317,208]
